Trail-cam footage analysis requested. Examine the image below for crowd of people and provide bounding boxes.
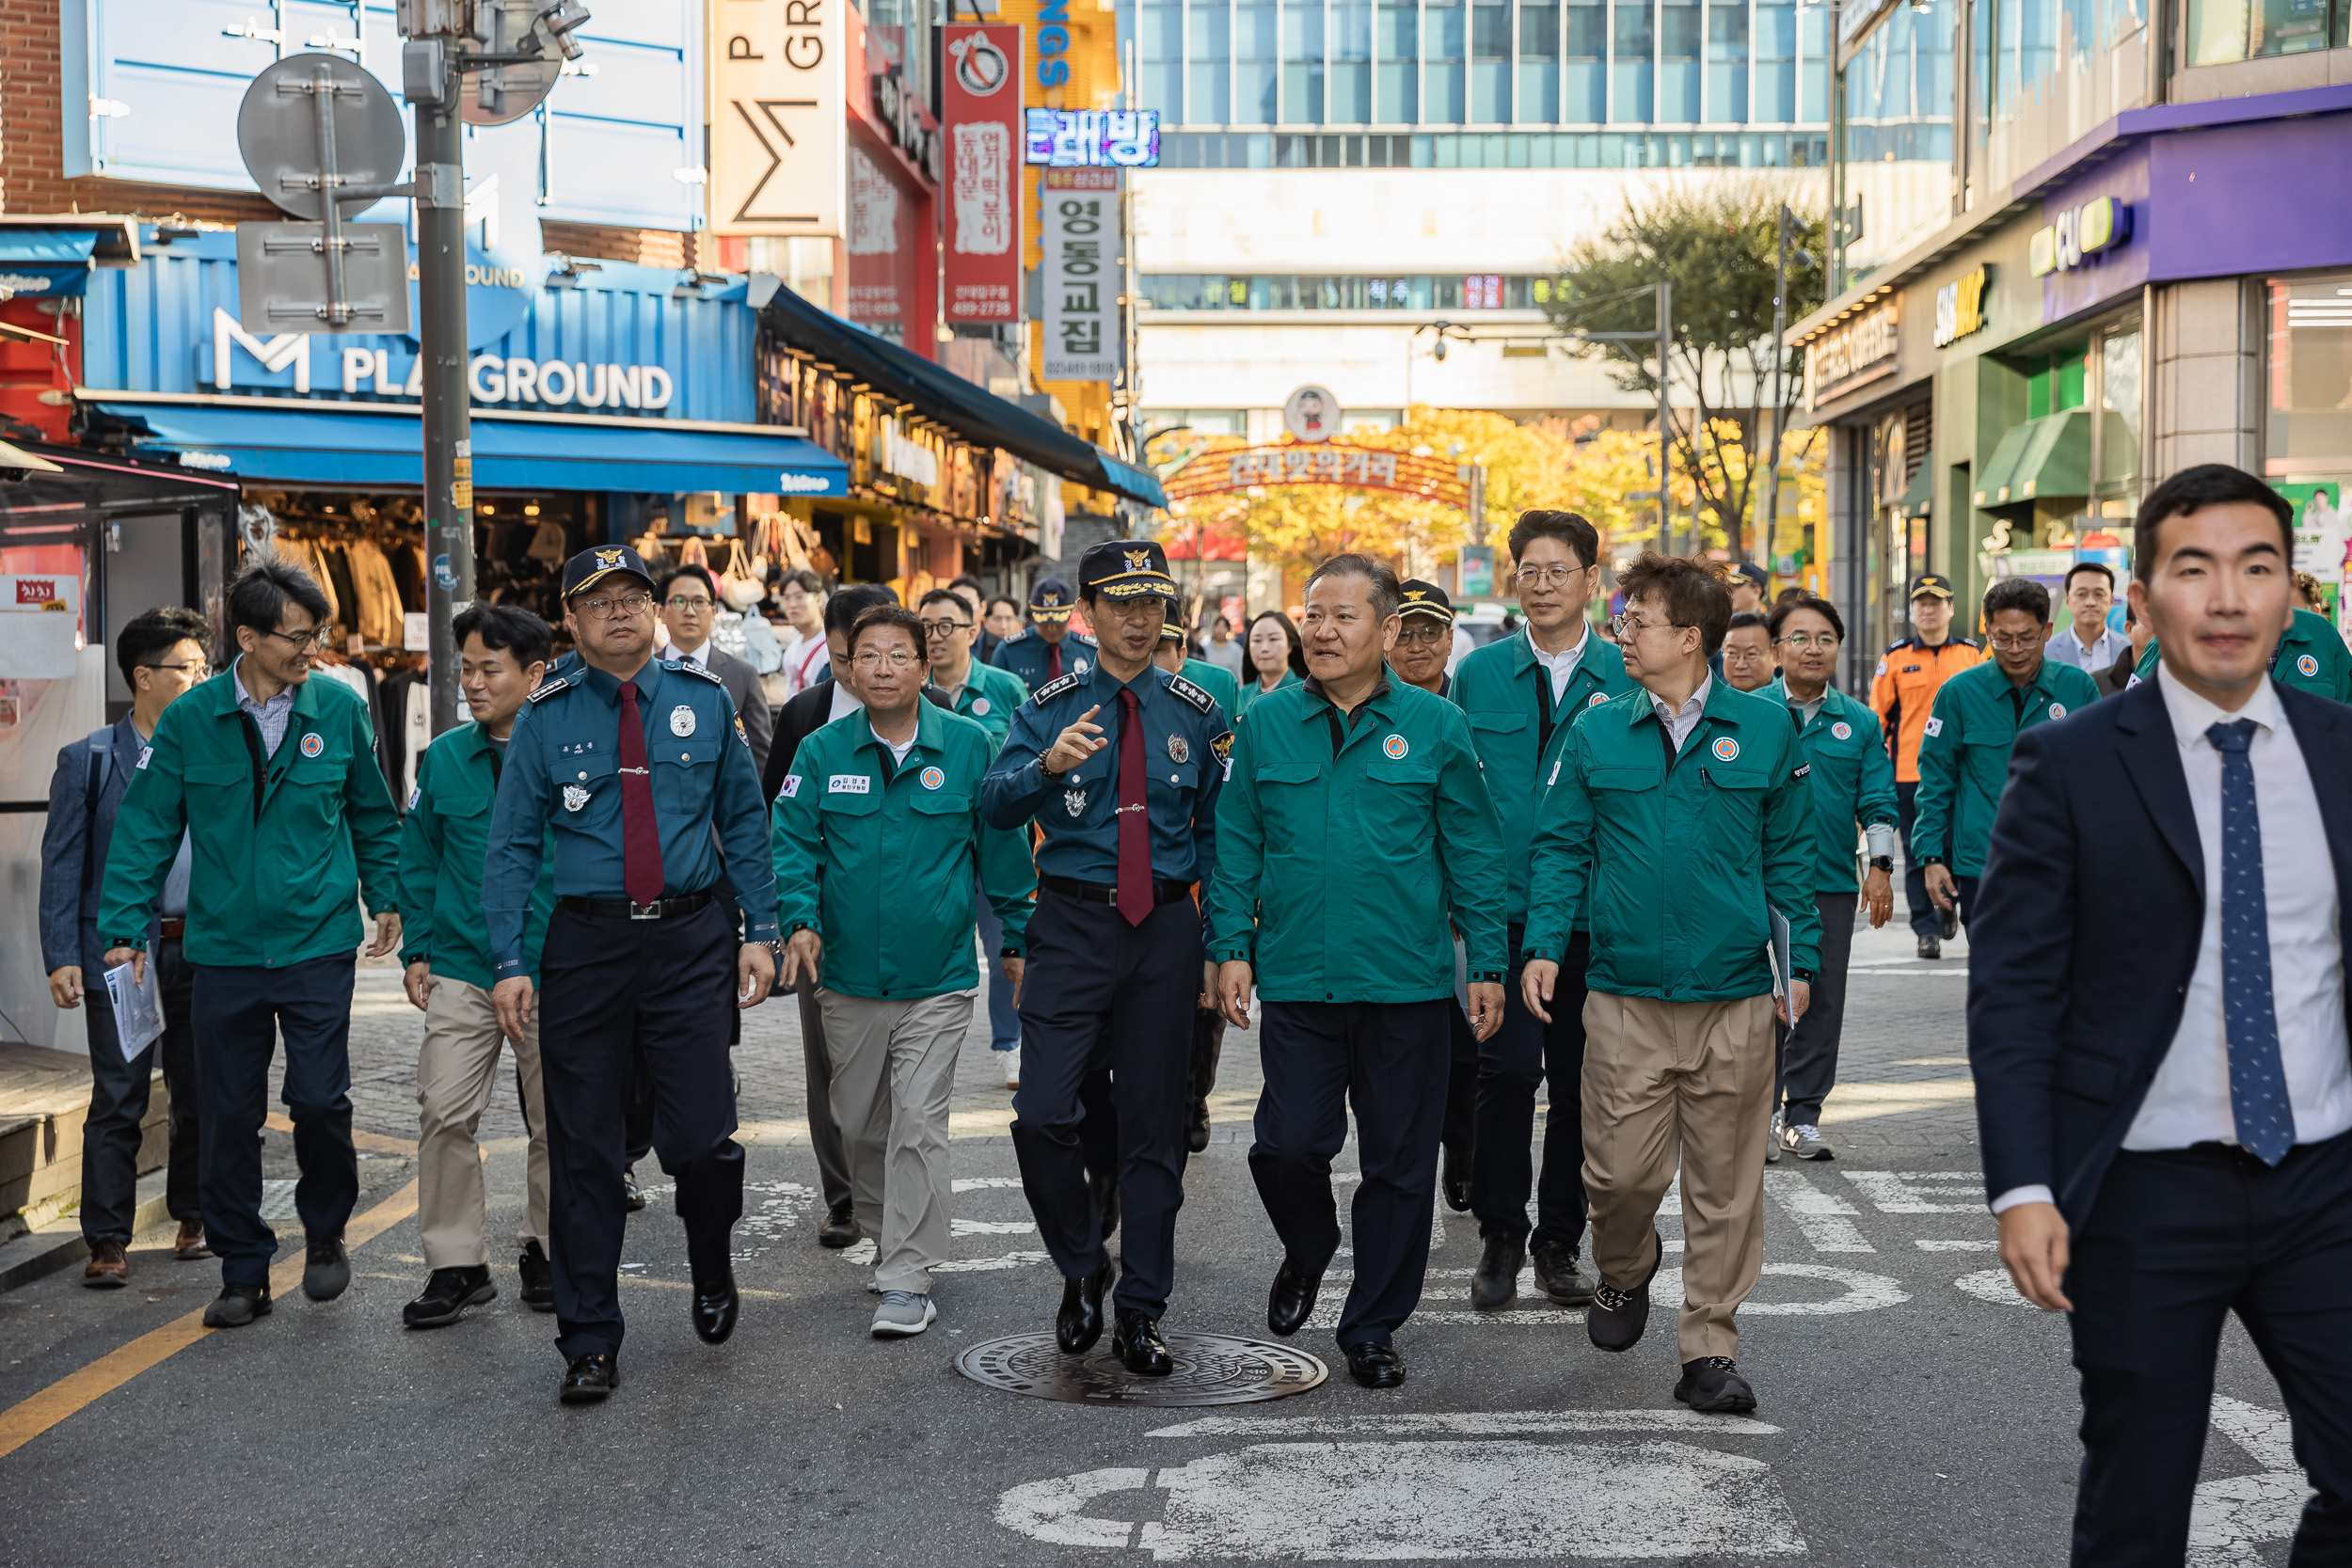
[40,457,2352,1561]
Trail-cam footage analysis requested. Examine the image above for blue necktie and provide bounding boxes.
[2207,719,2295,1165]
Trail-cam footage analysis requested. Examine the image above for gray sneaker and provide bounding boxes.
[1779,1121,1836,1161]
[870,1290,936,1338]
[1765,1110,1783,1164]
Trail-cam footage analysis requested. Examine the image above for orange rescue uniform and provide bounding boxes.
[1870,636,1984,783]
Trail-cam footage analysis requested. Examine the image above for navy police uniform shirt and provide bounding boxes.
[484,656,779,978]
[982,660,1228,890]
[991,628,1098,694]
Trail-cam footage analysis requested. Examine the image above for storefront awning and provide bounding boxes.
[759,287,1168,511]
[84,397,849,497]
[1972,409,2090,510]
[1890,462,1931,520]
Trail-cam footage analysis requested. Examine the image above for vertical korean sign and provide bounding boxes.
[711,0,847,238]
[1041,169,1118,383]
[943,24,1022,325]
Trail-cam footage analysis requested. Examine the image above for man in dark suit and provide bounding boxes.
[657,564,774,778]
[1970,461,2352,1565]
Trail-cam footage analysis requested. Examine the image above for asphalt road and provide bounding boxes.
[0,923,2311,1565]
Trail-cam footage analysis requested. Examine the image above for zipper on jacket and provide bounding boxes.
[237,713,267,824]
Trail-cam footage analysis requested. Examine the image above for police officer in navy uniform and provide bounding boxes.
[981,539,1228,1374]
[484,545,779,1406]
[990,577,1098,692]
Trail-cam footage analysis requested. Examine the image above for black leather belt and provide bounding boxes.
[559,888,718,921]
[1040,874,1194,909]
[157,918,186,942]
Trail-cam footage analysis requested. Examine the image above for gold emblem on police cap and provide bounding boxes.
[595,547,623,568]
[1124,548,1152,572]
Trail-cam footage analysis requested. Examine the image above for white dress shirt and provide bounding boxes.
[1650,673,1713,752]
[827,679,864,723]
[664,637,711,673]
[2045,621,2131,676]
[872,724,917,767]
[1992,665,2352,1213]
[1531,626,1591,706]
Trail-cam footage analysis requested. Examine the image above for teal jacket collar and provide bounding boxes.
[1760,677,1869,728]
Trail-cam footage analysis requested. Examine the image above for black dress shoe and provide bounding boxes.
[517,1240,556,1312]
[692,1270,739,1345]
[1939,905,1960,941]
[1470,1232,1523,1311]
[1345,1339,1406,1389]
[1587,1228,1664,1354]
[1057,1260,1112,1354]
[1186,1098,1211,1154]
[1916,933,1942,960]
[818,1200,860,1248]
[403,1265,495,1328]
[1091,1169,1120,1239]
[1440,1142,1472,1212]
[1114,1309,1173,1376]
[302,1236,350,1302]
[1675,1355,1758,1414]
[1266,1258,1321,1337]
[622,1165,647,1213]
[1530,1237,1596,1307]
[559,1352,619,1404]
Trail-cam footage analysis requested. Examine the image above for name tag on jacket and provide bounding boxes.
[828,775,871,795]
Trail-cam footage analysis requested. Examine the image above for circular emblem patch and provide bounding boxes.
[670,705,696,737]
[919,766,946,791]
[972,697,992,717]
[1711,736,1740,762]
[2299,654,2320,678]
[298,732,325,758]
[1587,691,1608,708]
[561,784,590,813]
[1167,734,1191,764]
[1831,721,1852,740]
[1382,734,1409,760]
[2048,702,2068,721]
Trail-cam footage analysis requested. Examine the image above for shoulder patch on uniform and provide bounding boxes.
[672,660,725,687]
[1922,716,1944,737]
[1166,673,1215,714]
[1211,730,1234,779]
[1030,671,1085,705]
[526,673,575,704]
[1792,763,1811,779]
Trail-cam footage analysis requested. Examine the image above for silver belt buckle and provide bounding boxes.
[628,900,662,920]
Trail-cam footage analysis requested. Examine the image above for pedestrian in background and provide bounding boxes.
[1871,573,1981,959]
[1449,510,1632,1315]
[1521,552,1820,1415]
[947,575,1000,664]
[102,562,404,1329]
[2094,600,2150,698]
[484,544,778,1405]
[1720,610,1776,693]
[2295,569,2328,615]
[1211,554,1509,1390]
[2044,562,2128,676]
[398,605,558,1328]
[1203,614,1247,679]
[1915,578,2101,934]
[777,570,831,700]
[1155,616,1240,1151]
[1727,562,1769,615]
[992,578,1098,689]
[1759,594,1897,1164]
[658,562,774,778]
[774,604,1036,1338]
[984,595,1024,648]
[43,605,213,1288]
[1239,610,1307,715]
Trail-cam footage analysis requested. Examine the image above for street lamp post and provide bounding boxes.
[1758,205,1816,578]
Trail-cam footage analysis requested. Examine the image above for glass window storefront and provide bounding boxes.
[2186,0,2344,64]
[2267,272,2352,477]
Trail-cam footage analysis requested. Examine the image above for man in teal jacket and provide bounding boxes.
[1522,553,1819,1416]
[1158,616,1241,1151]
[1915,578,2102,930]
[2134,602,2352,702]
[398,605,559,1329]
[1447,509,1634,1315]
[101,561,403,1329]
[1210,555,1510,1390]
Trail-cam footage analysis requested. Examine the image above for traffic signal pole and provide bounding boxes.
[410,52,475,736]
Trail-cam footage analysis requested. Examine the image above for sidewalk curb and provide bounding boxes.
[0,1176,173,1295]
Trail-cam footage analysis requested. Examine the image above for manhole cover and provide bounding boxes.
[956,1331,1327,1406]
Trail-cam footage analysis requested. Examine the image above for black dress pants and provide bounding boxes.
[81,939,201,1243]
[2065,1131,2352,1565]
[1896,781,1942,939]
[1774,892,1856,1127]
[1470,927,1591,1250]
[538,900,743,1360]
[1252,997,1449,1351]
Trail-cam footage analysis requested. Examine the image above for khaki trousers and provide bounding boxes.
[417,975,549,1270]
[819,987,974,1294]
[1581,990,1775,1362]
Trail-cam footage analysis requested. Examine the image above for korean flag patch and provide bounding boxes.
[1923,716,1944,738]
[781,775,803,800]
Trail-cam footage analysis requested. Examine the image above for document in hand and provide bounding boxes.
[1768,905,1795,1002]
[103,958,166,1061]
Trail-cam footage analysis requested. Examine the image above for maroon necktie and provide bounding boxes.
[1048,641,1062,682]
[616,679,664,907]
[1116,689,1152,926]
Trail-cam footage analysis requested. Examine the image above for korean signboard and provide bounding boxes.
[1805,299,1900,410]
[710,0,847,238]
[943,25,1022,325]
[1041,170,1118,384]
[1023,109,1160,168]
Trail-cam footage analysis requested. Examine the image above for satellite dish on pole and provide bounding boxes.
[237,53,407,222]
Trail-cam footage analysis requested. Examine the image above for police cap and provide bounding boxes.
[1397,579,1455,623]
[1027,577,1077,622]
[1909,572,1957,601]
[562,544,657,600]
[1078,539,1178,601]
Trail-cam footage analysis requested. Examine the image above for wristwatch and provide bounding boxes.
[1000,947,1023,959]
[1868,855,1894,872]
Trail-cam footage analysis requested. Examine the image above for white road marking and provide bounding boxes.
[953,1177,1027,1192]
[1305,1261,1905,1329]
[1952,1268,2035,1307]
[1915,1238,1998,1251]
[951,1218,1038,1235]
[998,1440,1809,1560]
[1843,1170,1982,1213]
[2190,1398,2314,1567]
[935,1249,1055,1273]
[1147,1409,1783,1438]
[1765,1169,1875,1252]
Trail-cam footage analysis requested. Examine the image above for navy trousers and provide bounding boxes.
[1443,999,1478,1176]
[1774,891,1856,1127]
[1470,927,1591,1249]
[1252,997,1450,1351]
[1896,781,1943,939]
[2066,1131,2352,1565]
[538,899,744,1361]
[192,955,358,1287]
[82,938,201,1243]
[1011,889,1196,1318]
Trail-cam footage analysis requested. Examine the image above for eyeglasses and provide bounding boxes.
[853,650,921,671]
[664,594,715,611]
[575,591,655,619]
[1514,564,1587,590]
[1775,632,1840,650]
[917,618,973,639]
[1722,645,1772,663]
[1393,624,1450,646]
[1987,632,2044,652]
[143,660,211,676]
[263,627,336,654]
[1612,612,1684,638]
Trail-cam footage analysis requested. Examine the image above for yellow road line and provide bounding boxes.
[263,1112,418,1157]
[0,1177,420,1462]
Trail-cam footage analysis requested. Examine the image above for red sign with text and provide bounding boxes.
[942,25,1023,325]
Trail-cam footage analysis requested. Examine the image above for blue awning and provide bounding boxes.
[0,230,97,299]
[87,400,849,497]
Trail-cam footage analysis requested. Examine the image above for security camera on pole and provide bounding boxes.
[392,0,591,733]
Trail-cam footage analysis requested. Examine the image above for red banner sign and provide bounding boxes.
[942,24,1023,325]
[1163,444,1471,510]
